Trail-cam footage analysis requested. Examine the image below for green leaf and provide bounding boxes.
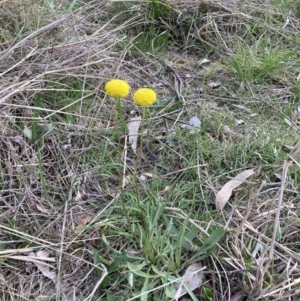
[127,262,157,279]
[66,0,78,12]
[203,286,213,300]
[108,252,127,274]
[141,277,150,301]
[23,123,52,143]
[182,227,199,251]
[23,127,33,140]
[198,228,226,255]
[165,283,176,299]
[151,265,177,282]
[183,283,200,301]
[184,228,226,266]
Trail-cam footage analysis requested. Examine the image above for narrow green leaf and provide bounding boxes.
[108,252,127,274]
[198,228,226,255]
[67,0,78,12]
[184,282,200,301]
[151,265,177,282]
[141,277,150,301]
[127,262,157,279]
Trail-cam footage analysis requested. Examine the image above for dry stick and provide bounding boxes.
[0,248,34,255]
[114,98,130,221]
[269,160,291,261]
[56,180,74,301]
[84,264,108,301]
[132,107,148,228]
[268,138,300,261]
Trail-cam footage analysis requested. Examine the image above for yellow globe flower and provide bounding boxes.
[133,88,157,106]
[105,79,130,98]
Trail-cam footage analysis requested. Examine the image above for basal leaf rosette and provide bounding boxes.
[133,88,157,106]
[105,79,130,98]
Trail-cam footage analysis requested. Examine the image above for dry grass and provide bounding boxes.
[1,0,300,300]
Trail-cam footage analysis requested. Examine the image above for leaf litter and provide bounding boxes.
[181,116,201,133]
[174,263,204,300]
[28,251,57,284]
[215,168,255,210]
[127,116,142,154]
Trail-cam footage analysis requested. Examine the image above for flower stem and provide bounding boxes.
[113,98,128,220]
[133,107,148,231]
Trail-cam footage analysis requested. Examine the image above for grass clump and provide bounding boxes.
[1,0,300,300]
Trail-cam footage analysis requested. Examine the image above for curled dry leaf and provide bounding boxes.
[158,186,170,196]
[181,116,201,133]
[294,107,300,121]
[229,289,247,301]
[73,190,84,202]
[236,119,244,126]
[207,81,220,89]
[174,263,204,300]
[28,251,57,284]
[127,116,142,154]
[36,204,50,214]
[139,175,147,182]
[215,169,255,210]
[143,172,153,178]
[122,175,132,187]
[198,58,210,65]
[75,214,93,233]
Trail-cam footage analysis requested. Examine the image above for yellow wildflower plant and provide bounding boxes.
[105,79,130,98]
[133,88,157,106]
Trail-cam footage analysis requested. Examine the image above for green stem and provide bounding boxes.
[113,98,128,220]
[133,107,148,231]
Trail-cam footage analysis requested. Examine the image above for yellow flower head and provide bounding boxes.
[105,79,130,98]
[133,88,157,106]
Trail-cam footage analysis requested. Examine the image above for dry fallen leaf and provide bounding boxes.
[158,186,170,196]
[75,214,93,233]
[127,116,142,154]
[143,172,153,178]
[174,263,204,300]
[36,205,50,214]
[198,58,210,65]
[235,119,244,126]
[290,139,300,159]
[294,107,300,121]
[28,251,57,284]
[229,289,247,301]
[139,175,147,182]
[181,116,201,133]
[215,169,255,210]
[73,190,84,202]
[122,175,132,187]
[207,81,220,89]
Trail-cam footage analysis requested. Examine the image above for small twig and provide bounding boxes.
[84,264,108,301]
[269,160,291,261]
[56,176,74,300]
[1,255,55,267]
